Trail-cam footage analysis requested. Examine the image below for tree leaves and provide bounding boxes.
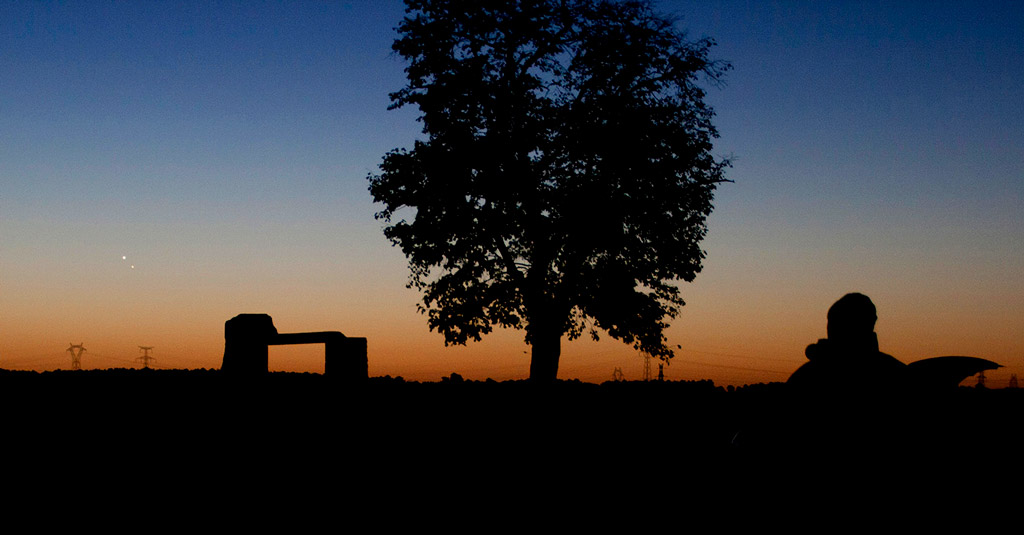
[368,0,730,377]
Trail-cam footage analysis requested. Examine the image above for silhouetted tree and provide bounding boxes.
[370,0,731,382]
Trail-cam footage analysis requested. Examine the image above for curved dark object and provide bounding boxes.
[907,356,1001,389]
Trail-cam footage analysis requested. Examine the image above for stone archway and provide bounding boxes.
[222,314,367,381]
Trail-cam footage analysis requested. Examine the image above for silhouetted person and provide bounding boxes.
[745,294,1002,456]
[788,293,908,392]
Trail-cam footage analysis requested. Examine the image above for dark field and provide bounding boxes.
[3,368,1020,507]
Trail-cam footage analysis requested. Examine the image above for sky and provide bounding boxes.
[1,1,1021,386]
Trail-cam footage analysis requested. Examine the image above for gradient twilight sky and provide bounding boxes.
[2,1,1021,386]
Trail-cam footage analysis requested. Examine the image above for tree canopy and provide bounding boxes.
[369,0,731,382]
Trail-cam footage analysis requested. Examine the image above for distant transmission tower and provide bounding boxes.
[612,367,625,382]
[976,371,987,389]
[66,343,86,370]
[641,351,652,381]
[1009,374,1019,389]
[136,346,156,369]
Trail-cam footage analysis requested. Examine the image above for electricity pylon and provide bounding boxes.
[67,343,86,370]
[137,346,156,369]
[641,351,652,381]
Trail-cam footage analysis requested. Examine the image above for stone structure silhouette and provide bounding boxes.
[222,314,367,381]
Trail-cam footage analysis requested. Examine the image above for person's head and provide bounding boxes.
[826,293,877,342]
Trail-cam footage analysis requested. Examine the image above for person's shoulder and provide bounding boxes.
[787,349,840,385]
[787,360,815,385]
[804,339,830,361]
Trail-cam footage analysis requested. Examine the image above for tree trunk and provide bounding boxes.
[528,325,561,383]
[524,259,562,382]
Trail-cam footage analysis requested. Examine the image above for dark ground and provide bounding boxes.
[2,368,1020,514]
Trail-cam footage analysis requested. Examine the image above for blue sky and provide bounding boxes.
[1,1,1021,385]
